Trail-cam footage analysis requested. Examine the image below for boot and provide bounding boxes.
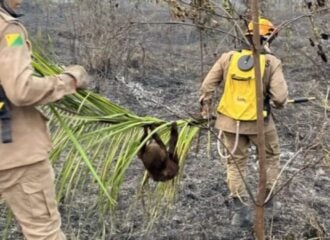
[230,197,252,228]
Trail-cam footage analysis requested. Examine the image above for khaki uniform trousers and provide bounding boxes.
[223,129,281,198]
[0,160,66,240]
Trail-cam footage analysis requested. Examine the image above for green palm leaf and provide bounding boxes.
[32,51,201,214]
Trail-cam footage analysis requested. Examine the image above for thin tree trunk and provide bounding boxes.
[250,0,267,239]
[199,29,204,75]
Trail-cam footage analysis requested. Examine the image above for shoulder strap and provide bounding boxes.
[0,86,12,143]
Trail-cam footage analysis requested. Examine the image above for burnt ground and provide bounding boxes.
[0,1,329,240]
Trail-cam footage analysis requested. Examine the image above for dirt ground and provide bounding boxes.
[0,1,329,239]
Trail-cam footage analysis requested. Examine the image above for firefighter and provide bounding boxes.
[0,0,89,239]
[199,17,288,226]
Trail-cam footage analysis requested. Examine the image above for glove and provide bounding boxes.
[270,99,287,109]
[199,97,212,119]
[64,65,90,89]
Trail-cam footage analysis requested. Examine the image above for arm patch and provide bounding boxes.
[5,33,24,47]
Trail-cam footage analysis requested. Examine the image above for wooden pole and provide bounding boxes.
[250,0,267,239]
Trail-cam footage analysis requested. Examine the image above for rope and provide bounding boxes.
[217,120,240,159]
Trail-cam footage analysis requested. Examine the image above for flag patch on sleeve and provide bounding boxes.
[5,33,24,47]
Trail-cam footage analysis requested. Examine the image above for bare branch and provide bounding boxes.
[129,21,246,43]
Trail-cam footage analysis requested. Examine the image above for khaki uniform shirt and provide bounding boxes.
[0,9,77,170]
[200,50,288,134]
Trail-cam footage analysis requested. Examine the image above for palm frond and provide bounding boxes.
[32,51,201,214]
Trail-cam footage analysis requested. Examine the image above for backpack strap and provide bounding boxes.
[0,86,11,143]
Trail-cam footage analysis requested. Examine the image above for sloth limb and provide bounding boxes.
[138,122,179,182]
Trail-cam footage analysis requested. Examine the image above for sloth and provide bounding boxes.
[138,122,179,182]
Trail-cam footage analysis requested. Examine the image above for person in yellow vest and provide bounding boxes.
[199,17,288,226]
[0,0,89,239]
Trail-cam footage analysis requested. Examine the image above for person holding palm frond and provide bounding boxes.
[0,0,89,239]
